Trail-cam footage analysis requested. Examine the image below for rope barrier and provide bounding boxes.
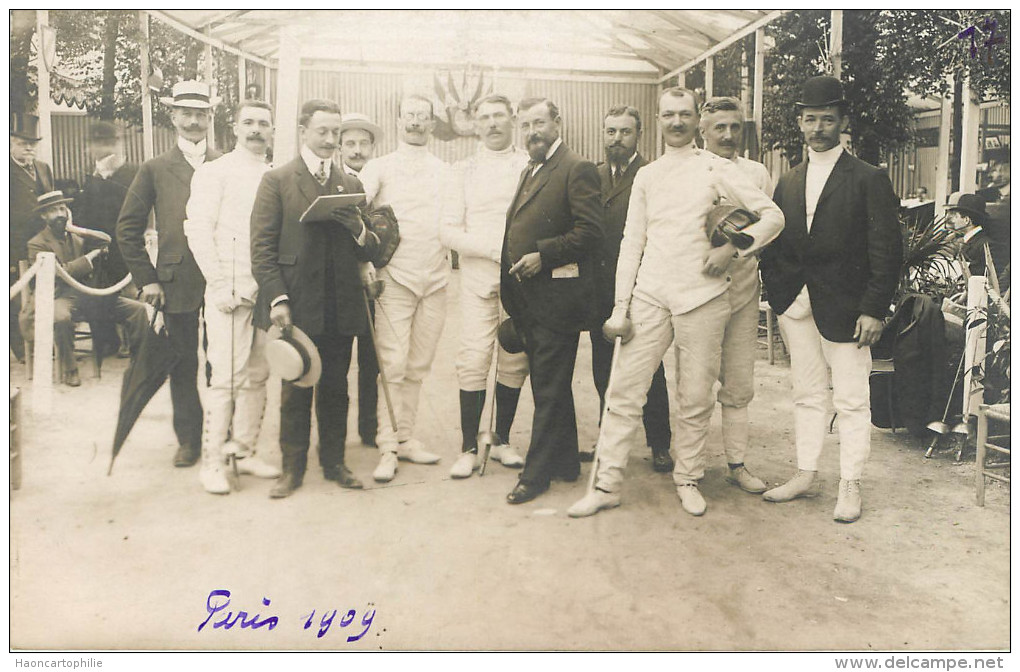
[53,264,133,296]
[9,258,41,301]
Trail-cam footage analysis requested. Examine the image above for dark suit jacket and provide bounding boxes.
[72,163,138,286]
[500,143,604,334]
[10,158,54,275]
[250,157,379,337]
[26,226,93,301]
[594,153,647,320]
[760,151,903,342]
[117,146,220,313]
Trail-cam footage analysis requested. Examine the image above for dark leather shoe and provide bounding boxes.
[269,472,302,498]
[506,480,548,505]
[652,449,674,473]
[552,468,579,483]
[173,444,200,468]
[64,369,81,387]
[324,464,364,489]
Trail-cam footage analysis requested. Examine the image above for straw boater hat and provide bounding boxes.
[33,191,74,212]
[159,81,221,109]
[340,113,383,142]
[265,324,322,388]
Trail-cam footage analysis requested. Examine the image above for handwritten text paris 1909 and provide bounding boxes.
[198,589,376,641]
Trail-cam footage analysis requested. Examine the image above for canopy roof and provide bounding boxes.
[156,9,778,79]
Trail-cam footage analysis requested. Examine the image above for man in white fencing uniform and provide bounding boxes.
[699,96,774,495]
[359,95,450,482]
[568,87,784,519]
[440,94,529,478]
[184,99,280,494]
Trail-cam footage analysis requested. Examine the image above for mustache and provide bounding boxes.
[245,133,265,141]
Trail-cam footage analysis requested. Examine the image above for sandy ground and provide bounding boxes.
[8,272,1010,651]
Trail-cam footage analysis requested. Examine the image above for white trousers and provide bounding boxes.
[374,273,448,450]
[717,293,759,465]
[596,294,731,491]
[202,299,270,455]
[455,287,528,391]
[777,312,872,480]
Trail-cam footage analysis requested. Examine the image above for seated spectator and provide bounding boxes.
[20,191,147,386]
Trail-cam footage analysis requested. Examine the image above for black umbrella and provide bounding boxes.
[108,307,178,475]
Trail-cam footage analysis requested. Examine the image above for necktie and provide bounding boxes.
[611,166,619,187]
[315,160,328,186]
[18,161,36,181]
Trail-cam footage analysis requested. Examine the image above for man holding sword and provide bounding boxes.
[184,99,280,494]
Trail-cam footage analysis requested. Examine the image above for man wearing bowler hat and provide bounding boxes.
[251,98,380,498]
[338,112,383,448]
[10,112,54,362]
[117,81,222,469]
[945,192,1008,286]
[760,75,902,522]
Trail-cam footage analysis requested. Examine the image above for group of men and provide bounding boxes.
[11,73,906,524]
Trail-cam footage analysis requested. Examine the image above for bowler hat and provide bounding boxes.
[10,112,42,141]
[497,319,527,355]
[946,192,988,224]
[159,80,221,109]
[340,113,383,142]
[33,190,74,212]
[796,75,846,108]
[265,324,322,388]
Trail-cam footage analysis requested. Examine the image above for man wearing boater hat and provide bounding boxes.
[10,113,54,362]
[117,81,221,469]
[184,99,280,494]
[23,191,147,386]
[338,112,382,448]
[759,75,902,523]
[251,98,380,498]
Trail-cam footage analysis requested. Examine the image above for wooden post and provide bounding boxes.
[35,10,52,165]
[204,28,216,149]
[753,28,765,163]
[31,252,56,418]
[264,63,272,106]
[934,88,953,217]
[963,275,988,420]
[830,10,844,79]
[677,71,686,88]
[238,57,247,102]
[705,56,714,100]
[139,11,154,161]
[959,74,981,193]
[274,26,301,163]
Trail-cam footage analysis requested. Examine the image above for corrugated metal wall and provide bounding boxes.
[296,69,659,166]
[50,113,176,187]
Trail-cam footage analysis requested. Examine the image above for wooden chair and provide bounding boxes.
[758,300,786,365]
[975,403,1010,506]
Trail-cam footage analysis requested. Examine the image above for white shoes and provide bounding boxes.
[450,451,479,479]
[833,479,862,523]
[727,465,767,494]
[234,453,281,479]
[489,443,524,468]
[762,470,817,502]
[567,489,621,518]
[199,462,230,495]
[397,438,441,464]
[373,451,398,482]
[676,484,706,516]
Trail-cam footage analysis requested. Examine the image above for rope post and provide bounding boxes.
[31,252,56,418]
[963,275,988,420]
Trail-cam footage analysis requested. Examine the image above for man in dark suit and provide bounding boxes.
[250,98,380,498]
[759,76,903,523]
[23,191,147,386]
[590,105,672,473]
[10,113,54,362]
[501,97,604,504]
[117,81,221,469]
